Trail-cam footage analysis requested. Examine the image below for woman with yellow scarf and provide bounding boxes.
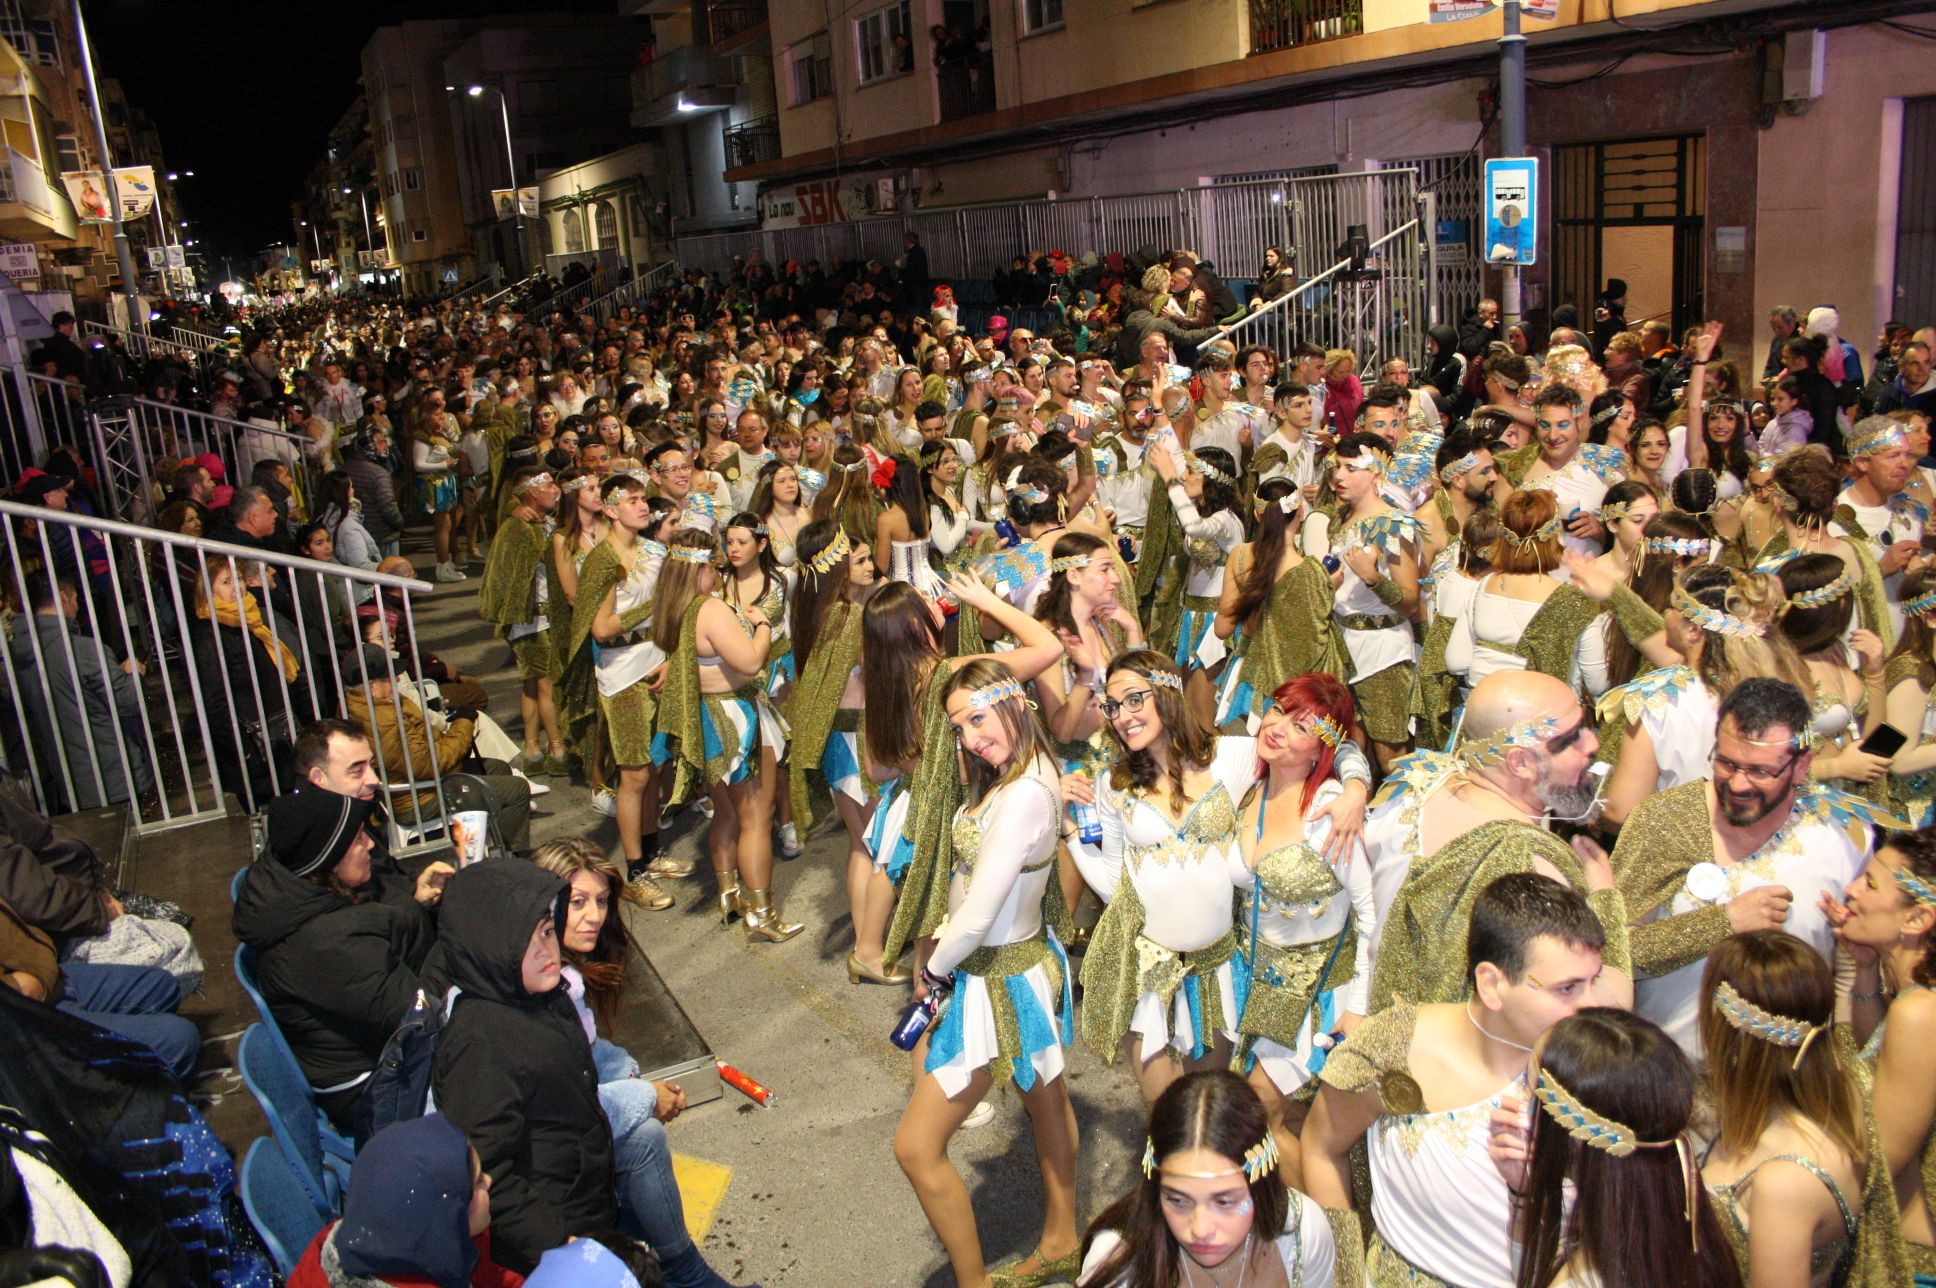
[189,553,300,806]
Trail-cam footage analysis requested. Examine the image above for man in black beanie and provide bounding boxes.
[232,785,451,1132]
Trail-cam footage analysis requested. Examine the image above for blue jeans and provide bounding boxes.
[56,962,199,1080]
[604,1079,693,1257]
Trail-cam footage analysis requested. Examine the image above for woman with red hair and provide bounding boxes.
[1227,671,1376,1183]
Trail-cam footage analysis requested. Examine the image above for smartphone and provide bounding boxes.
[1860,724,1910,758]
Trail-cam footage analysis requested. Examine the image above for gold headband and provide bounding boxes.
[1713,979,1825,1071]
[1461,710,1567,767]
[1439,451,1484,485]
[1050,554,1091,575]
[1147,669,1183,692]
[1141,1131,1279,1182]
[967,676,1028,709]
[1785,565,1856,610]
[666,543,714,564]
[807,529,851,576]
[1501,514,1562,550]
[514,472,554,493]
[1531,1062,1699,1250]
[1672,582,1766,639]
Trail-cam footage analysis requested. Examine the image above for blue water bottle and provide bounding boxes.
[1070,800,1103,847]
[994,517,1019,547]
[890,994,939,1051]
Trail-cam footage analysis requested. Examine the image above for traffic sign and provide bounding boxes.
[1483,157,1537,267]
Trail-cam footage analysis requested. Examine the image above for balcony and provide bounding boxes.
[1249,0,1362,55]
[706,0,768,53]
[631,45,739,127]
[0,148,76,242]
[723,115,780,170]
[936,51,995,124]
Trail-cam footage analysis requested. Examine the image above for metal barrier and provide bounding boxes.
[0,498,448,837]
[477,271,542,312]
[92,396,320,526]
[535,265,621,317]
[168,326,222,353]
[1220,218,1429,371]
[673,170,1433,365]
[580,261,678,327]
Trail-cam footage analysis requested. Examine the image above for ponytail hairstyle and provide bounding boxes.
[1676,564,1812,700]
[852,396,899,459]
[1105,649,1213,805]
[1493,489,1563,575]
[791,519,860,665]
[1513,1010,1737,1288]
[1231,477,1300,634]
[648,528,717,653]
[861,580,943,774]
[1775,552,1855,656]
[943,657,1057,804]
[1080,1072,1289,1288]
[1700,931,1862,1167]
[1264,672,1355,814]
[1006,455,1068,529]
[1458,509,1503,577]
[1034,531,1113,636]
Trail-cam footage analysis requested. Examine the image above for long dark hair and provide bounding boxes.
[1230,477,1298,633]
[724,510,781,615]
[1605,511,1710,689]
[1080,1072,1289,1288]
[1189,446,1239,521]
[1513,1009,1737,1288]
[861,581,942,773]
[790,519,860,665]
[814,443,879,547]
[1034,531,1112,636]
[1105,650,1212,806]
[878,452,929,539]
[1702,401,1753,484]
[1776,552,1855,655]
[530,838,636,1034]
[317,469,355,529]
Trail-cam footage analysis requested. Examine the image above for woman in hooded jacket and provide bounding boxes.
[1423,323,1468,421]
[286,1112,522,1288]
[431,858,618,1277]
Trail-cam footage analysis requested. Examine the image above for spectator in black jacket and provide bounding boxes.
[1776,334,1847,453]
[232,786,450,1134]
[1873,340,1936,420]
[343,427,407,558]
[36,312,87,382]
[432,859,615,1276]
[1457,298,1501,358]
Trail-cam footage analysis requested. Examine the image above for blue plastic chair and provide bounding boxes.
[239,1137,328,1277]
[230,865,248,904]
[237,1024,342,1218]
[234,946,355,1169]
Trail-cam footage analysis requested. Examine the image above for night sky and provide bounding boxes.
[86,0,615,270]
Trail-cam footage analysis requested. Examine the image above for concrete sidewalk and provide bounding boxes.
[414,546,1150,1286]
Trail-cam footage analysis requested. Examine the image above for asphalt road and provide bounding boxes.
[419,547,1150,1287]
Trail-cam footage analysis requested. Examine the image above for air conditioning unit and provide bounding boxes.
[1782,30,1824,104]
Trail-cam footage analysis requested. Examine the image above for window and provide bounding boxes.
[1022,0,1064,34]
[53,132,81,174]
[411,227,427,243]
[855,1,910,86]
[789,31,832,106]
[561,209,585,254]
[0,3,57,66]
[594,201,618,249]
[402,167,422,191]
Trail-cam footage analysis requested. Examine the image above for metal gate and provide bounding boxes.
[1553,134,1706,338]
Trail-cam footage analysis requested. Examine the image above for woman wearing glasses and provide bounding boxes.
[1065,652,1372,1108]
[1227,673,1376,1183]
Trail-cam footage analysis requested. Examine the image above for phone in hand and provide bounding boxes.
[1860,724,1910,758]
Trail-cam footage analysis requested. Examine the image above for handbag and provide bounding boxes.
[351,987,444,1149]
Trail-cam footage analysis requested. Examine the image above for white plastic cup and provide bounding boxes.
[452,810,490,866]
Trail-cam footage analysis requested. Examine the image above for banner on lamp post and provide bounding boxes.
[516,187,539,218]
[165,244,186,270]
[112,166,156,220]
[145,247,165,270]
[491,188,516,219]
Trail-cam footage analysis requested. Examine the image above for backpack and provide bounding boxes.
[350,987,444,1149]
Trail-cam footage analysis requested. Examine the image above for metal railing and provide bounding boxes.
[937,52,996,123]
[168,326,222,353]
[706,0,767,44]
[1250,0,1363,54]
[581,260,679,327]
[438,268,501,301]
[89,395,322,527]
[535,264,620,316]
[671,169,1433,362]
[1220,218,1428,371]
[0,499,449,837]
[476,270,543,312]
[80,320,205,363]
[723,115,781,170]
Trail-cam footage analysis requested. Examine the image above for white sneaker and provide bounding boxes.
[591,787,618,817]
[779,822,802,858]
[434,561,468,583]
[509,768,551,798]
[962,1100,996,1128]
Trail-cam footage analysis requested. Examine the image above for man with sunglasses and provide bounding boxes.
[1363,669,1627,1013]
[1611,677,1887,1060]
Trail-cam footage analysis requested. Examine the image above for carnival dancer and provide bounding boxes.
[1495,383,1627,559]
[548,466,614,812]
[1213,477,1344,732]
[477,465,568,772]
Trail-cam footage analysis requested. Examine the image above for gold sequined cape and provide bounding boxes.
[883,661,961,962]
[1367,819,1628,1011]
[558,542,640,721]
[1495,442,1539,487]
[1845,1011,1931,1286]
[476,515,547,638]
[1610,780,1740,978]
[1133,476,1185,656]
[1226,556,1344,724]
[1410,610,1460,752]
[652,597,711,807]
[783,600,864,832]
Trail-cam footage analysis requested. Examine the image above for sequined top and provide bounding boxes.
[928,767,1062,976]
[1709,1152,1856,1282]
[1071,737,1255,953]
[1166,481,1244,598]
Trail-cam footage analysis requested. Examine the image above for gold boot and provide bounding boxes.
[742,887,803,943]
[714,869,744,924]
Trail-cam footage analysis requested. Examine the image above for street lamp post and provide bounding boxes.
[71,0,143,331]
[468,84,522,276]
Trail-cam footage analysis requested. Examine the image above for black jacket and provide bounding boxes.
[431,859,613,1275]
[231,838,439,1125]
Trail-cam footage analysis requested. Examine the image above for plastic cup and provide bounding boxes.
[451,810,490,866]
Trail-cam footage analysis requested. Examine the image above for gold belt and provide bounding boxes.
[1338,611,1403,631]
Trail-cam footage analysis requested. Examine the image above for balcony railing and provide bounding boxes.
[1249,0,1362,55]
[936,51,995,124]
[706,0,767,45]
[0,147,55,219]
[637,44,736,104]
[723,115,780,169]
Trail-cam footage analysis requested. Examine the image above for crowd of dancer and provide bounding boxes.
[194,258,1936,1288]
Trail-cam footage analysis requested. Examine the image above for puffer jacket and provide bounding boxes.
[430,860,614,1275]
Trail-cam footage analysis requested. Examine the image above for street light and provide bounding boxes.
[464,82,523,275]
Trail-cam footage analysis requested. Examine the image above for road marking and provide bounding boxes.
[673,1151,733,1240]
